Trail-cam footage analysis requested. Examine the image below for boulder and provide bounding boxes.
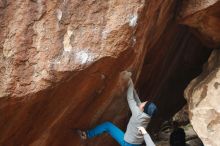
[179,0,220,48]
[0,0,218,146]
[185,49,220,146]
[0,0,182,146]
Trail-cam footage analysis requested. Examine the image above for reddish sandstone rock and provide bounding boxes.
[0,0,145,98]
[0,0,217,146]
[179,0,220,48]
[0,0,179,146]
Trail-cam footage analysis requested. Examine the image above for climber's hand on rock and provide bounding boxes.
[120,71,132,79]
[138,126,147,135]
[119,71,132,86]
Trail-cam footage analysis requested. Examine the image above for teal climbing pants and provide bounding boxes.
[87,121,141,146]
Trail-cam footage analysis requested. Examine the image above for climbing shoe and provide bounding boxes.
[76,129,87,140]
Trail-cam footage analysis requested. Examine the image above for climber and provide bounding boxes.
[76,71,157,146]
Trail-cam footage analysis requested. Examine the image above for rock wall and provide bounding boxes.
[0,0,218,146]
[181,1,220,146]
[0,0,146,98]
[185,50,220,146]
[0,0,184,146]
[136,24,211,134]
[179,0,220,48]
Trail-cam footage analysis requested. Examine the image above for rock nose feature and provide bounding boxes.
[0,0,219,146]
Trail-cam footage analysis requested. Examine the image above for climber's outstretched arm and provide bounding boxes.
[133,89,141,106]
[127,80,141,115]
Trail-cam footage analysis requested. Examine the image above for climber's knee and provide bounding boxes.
[103,121,114,127]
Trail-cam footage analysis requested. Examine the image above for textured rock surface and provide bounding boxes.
[185,49,220,146]
[0,0,217,146]
[0,0,146,98]
[179,0,220,48]
[0,0,183,146]
[136,22,211,134]
[172,106,189,125]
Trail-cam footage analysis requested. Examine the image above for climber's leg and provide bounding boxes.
[87,121,124,145]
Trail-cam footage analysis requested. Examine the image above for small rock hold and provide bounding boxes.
[129,14,138,27]
[30,0,38,3]
[0,0,7,8]
[101,74,106,80]
[56,9,63,21]
[214,82,220,89]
